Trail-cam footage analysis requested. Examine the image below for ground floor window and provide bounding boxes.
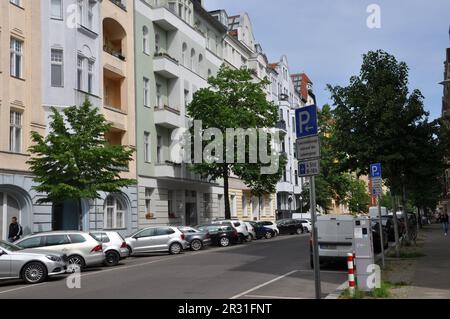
[104,195,125,230]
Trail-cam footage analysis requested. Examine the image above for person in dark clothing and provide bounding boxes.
[8,217,23,243]
[440,212,449,236]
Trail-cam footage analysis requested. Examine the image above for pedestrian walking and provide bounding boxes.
[440,212,449,236]
[8,217,23,243]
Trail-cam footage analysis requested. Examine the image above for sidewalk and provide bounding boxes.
[388,224,450,299]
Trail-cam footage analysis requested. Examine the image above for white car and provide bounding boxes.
[258,221,280,236]
[244,222,256,241]
[298,219,312,233]
[212,220,250,242]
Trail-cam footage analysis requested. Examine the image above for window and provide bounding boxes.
[104,196,126,230]
[143,77,150,107]
[143,26,149,54]
[17,237,42,249]
[135,228,156,238]
[157,135,163,163]
[182,43,187,66]
[242,194,247,217]
[9,111,22,153]
[51,49,64,87]
[45,235,70,247]
[295,171,299,186]
[51,0,63,19]
[168,190,174,217]
[90,233,110,243]
[69,234,86,243]
[190,49,196,71]
[144,132,151,163]
[155,33,160,54]
[88,60,94,93]
[77,55,84,90]
[77,0,84,26]
[145,188,152,215]
[87,1,94,29]
[184,89,189,108]
[230,194,237,217]
[10,38,23,78]
[156,83,162,107]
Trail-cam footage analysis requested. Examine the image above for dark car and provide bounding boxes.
[372,216,396,242]
[276,219,304,235]
[245,221,276,240]
[371,220,389,254]
[196,225,239,247]
[178,227,211,251]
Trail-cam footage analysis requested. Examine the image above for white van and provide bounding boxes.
[369,206,388,219]
[311,215,354,268]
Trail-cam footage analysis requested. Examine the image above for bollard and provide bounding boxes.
[347,253,356,296]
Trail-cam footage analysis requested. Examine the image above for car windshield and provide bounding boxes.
[0,240,23,252]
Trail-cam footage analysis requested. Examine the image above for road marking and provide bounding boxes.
[230,270,299,300]
[243,294,305,299]
[0,235,307,296]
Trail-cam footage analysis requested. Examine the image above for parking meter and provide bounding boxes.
[353,216,375,292]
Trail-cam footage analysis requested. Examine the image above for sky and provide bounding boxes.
[205,0,450,120]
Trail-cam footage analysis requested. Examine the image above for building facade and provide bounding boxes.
[134,0,227,227]
[440,46,450,214]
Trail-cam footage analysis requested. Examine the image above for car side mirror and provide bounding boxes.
[0,250,5,256]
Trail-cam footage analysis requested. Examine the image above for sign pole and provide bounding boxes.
[310,176,321,299]
[377,194,385,268]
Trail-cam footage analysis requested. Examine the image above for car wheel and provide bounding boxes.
[246,235,253,243]
[68,255,86,270]
[265,232,273,239]
[22,262,47,284]
[169,242,183,255]
[104,251,120,267]
[190,239,203,252]
[126,245,133,256]
[219,237,230,247]
[296,228,303,235]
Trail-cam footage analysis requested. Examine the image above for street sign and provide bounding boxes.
[370,163,382,178]
[295,105,318,139]
[371,177,383,196]
[296,136,320,161]
[298,159,320,177]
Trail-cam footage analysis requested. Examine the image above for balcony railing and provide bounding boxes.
[109,0,126,11]
[104,45,126,61]
[154,105,181,115]
[154,52,179,64]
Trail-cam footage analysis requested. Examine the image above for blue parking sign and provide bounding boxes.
[370,163,382,178]
[295,105,318,139]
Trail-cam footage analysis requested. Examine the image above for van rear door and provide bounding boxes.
[317,216,354,258]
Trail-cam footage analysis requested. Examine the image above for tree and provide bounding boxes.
[347,178,371,215]
[27,99,136,208]
[187,66,285,219]
[328,50,434,241]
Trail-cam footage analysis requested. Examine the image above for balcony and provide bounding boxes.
[154,162,183,179]
[103,69,125,112]
[152,6,179,31]
[153,53,180,79]
[154,105,185,129]
[276,120,287,131]
[103,17,127,64]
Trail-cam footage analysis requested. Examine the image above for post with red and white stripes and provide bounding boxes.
[347,253,356,296]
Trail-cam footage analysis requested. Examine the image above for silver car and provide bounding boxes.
[125,226,189,255]
[90,231,129,267]
[0,240,67,284]
[15,231,105,269]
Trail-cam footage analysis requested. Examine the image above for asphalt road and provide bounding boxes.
[0,234,347,299]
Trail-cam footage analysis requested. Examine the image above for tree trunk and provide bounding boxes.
[402,182,410,245]
[223,165,231,219]
[391,194,400,258]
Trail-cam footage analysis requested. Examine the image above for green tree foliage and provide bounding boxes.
[187,66,286,218]
[27,99,136,205]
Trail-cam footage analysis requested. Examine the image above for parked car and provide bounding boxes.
[371,220,389,253]
[297,219,312,233]
[244,222,256,241]
[258,221,280,235]
[371,216,395,242]
[211,220,250,242]
[196,225,239,247]
[276,219,304,235]
[249,222,277,239]
[178,226,211,251]
[15,231,104,269]
[90,231,129,267]
[0,240,68,284]
[125,226,188,255]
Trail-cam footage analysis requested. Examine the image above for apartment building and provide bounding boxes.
[0,0,44,240]
[208,10,277,222]
[268,57,304,219]
[439,46,450,214]
[134,0,227,227]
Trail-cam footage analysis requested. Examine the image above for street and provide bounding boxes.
[0,235,346,299]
